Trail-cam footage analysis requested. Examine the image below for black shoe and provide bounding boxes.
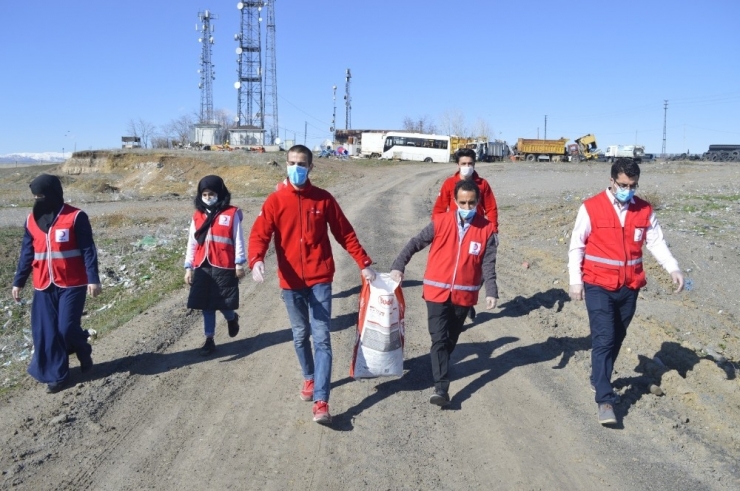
[227,313,240,338]
[200,337,216,356]
[468,307,476,321]
[46,379,71,394]
[429,390,451,407]
[80,359,93,373]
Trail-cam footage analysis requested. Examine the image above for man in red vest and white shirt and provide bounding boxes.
[568,158,684,426]
[432,148,498,322]
[391,179,499,406]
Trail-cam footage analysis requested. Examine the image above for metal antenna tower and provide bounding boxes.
[263,1,278,144]
[662,100,668,156]
[197,10,217,124]
[344,68,352,130]
[235,2,264,130]
[331,85,337,142]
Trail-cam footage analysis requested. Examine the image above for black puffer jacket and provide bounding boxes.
[187,261,239,311]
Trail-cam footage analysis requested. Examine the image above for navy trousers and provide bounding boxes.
[584,283,639,404]
[426,300,470,394]
[28,285,91,384]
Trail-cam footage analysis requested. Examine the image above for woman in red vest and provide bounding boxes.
[11,174,102,393]
[184,175,246,355]
[391,179,499,406]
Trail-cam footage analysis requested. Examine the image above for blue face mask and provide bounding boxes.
[458,208,476,221]
[614,187,635,203]
[287,165,309,186]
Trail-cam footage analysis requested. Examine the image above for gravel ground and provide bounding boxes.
[0,154,738,490]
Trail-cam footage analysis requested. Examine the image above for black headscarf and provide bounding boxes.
[29,174,65,233]
[193,175,231,245]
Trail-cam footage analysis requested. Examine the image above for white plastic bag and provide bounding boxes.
[350,273,405,379]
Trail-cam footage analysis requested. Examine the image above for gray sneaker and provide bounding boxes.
[598,403,617,425]
[429,390,451,407]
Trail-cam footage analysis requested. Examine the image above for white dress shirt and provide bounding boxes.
[568,188,680,285]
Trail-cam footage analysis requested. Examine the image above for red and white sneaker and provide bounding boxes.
[312,401,332,425]
[300,379,314,401]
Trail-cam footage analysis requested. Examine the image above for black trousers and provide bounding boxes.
[426,299,470,393]
[584,283,639,404]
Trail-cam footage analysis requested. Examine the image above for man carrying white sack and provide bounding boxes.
[390,179,498,407]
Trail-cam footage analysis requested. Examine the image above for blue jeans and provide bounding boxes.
[281,283,333,402]
[202,310,236,337]
[585,283,639,404]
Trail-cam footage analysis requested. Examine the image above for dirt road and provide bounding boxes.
[1,159,739,490]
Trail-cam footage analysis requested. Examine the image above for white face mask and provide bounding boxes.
[202,195,218,207]
[459,165,475,178]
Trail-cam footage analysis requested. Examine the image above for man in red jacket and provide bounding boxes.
[432,148,498,321]
[568,158,684,426]
[391,179,499,406]
[249,144,376,425]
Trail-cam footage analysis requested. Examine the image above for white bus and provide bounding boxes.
[380,132,451,163]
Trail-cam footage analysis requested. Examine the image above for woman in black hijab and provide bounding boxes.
[11,174,102,393]
[184,175,246,355]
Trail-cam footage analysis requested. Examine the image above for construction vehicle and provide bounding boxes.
[568,134,600,162]
[512,137,569,162]
[702,144,740,162]
[465,140,511,162]
[450,136,477,157]
[605,145,645,163]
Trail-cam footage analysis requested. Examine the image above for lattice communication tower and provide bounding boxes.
[264,1,279,144]
[197,10,217,124]
[234,2,263,130]
[344,68,352,130]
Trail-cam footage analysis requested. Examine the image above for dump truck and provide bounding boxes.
[605,145,645,163]
[464,140,510,162]
[570,134,600,162]
[702,144,740,162]
[513,137,569,162]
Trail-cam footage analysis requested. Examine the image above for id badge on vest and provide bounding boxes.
[218,214,231,227]
[634,228,644,242]
[469,241,482,255]
[55,229,70,243]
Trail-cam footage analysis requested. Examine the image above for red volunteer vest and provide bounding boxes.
[423,212,495,307]
[27,204,88,290]
[582,191,652,291]
[192,206,238,269]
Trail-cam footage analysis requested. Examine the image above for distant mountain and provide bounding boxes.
[0,152,67,164]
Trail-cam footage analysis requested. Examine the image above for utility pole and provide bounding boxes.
[662,100,668,156]
[544,115,547,140]
[331,85,337,143]
[304,121,307,145]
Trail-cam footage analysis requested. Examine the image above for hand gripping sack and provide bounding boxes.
[350,273,405,378]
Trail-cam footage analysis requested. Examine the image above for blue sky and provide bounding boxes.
[1,0,739,155]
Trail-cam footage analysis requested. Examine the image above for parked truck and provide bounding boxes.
[513,137,569,162]
[464,140,510,162]
[605,145,645,163]
[359,132,386,158]
[569,134,600,162]
[702,144,740,162]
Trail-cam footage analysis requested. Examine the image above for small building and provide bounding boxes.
[228,126,265,147]
[193,123,221,146]
[121,136,141,149]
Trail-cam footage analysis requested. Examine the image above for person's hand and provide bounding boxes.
[235,265,246,279]
[361,267,376,282]
[486,297,497,309]
[390,269,404,283]
[252,261,265,283]
[670,270,685,293]
[11,286,22,303]
[88,284,102,298]
[569,284,584,301]
[184,269,193,285]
